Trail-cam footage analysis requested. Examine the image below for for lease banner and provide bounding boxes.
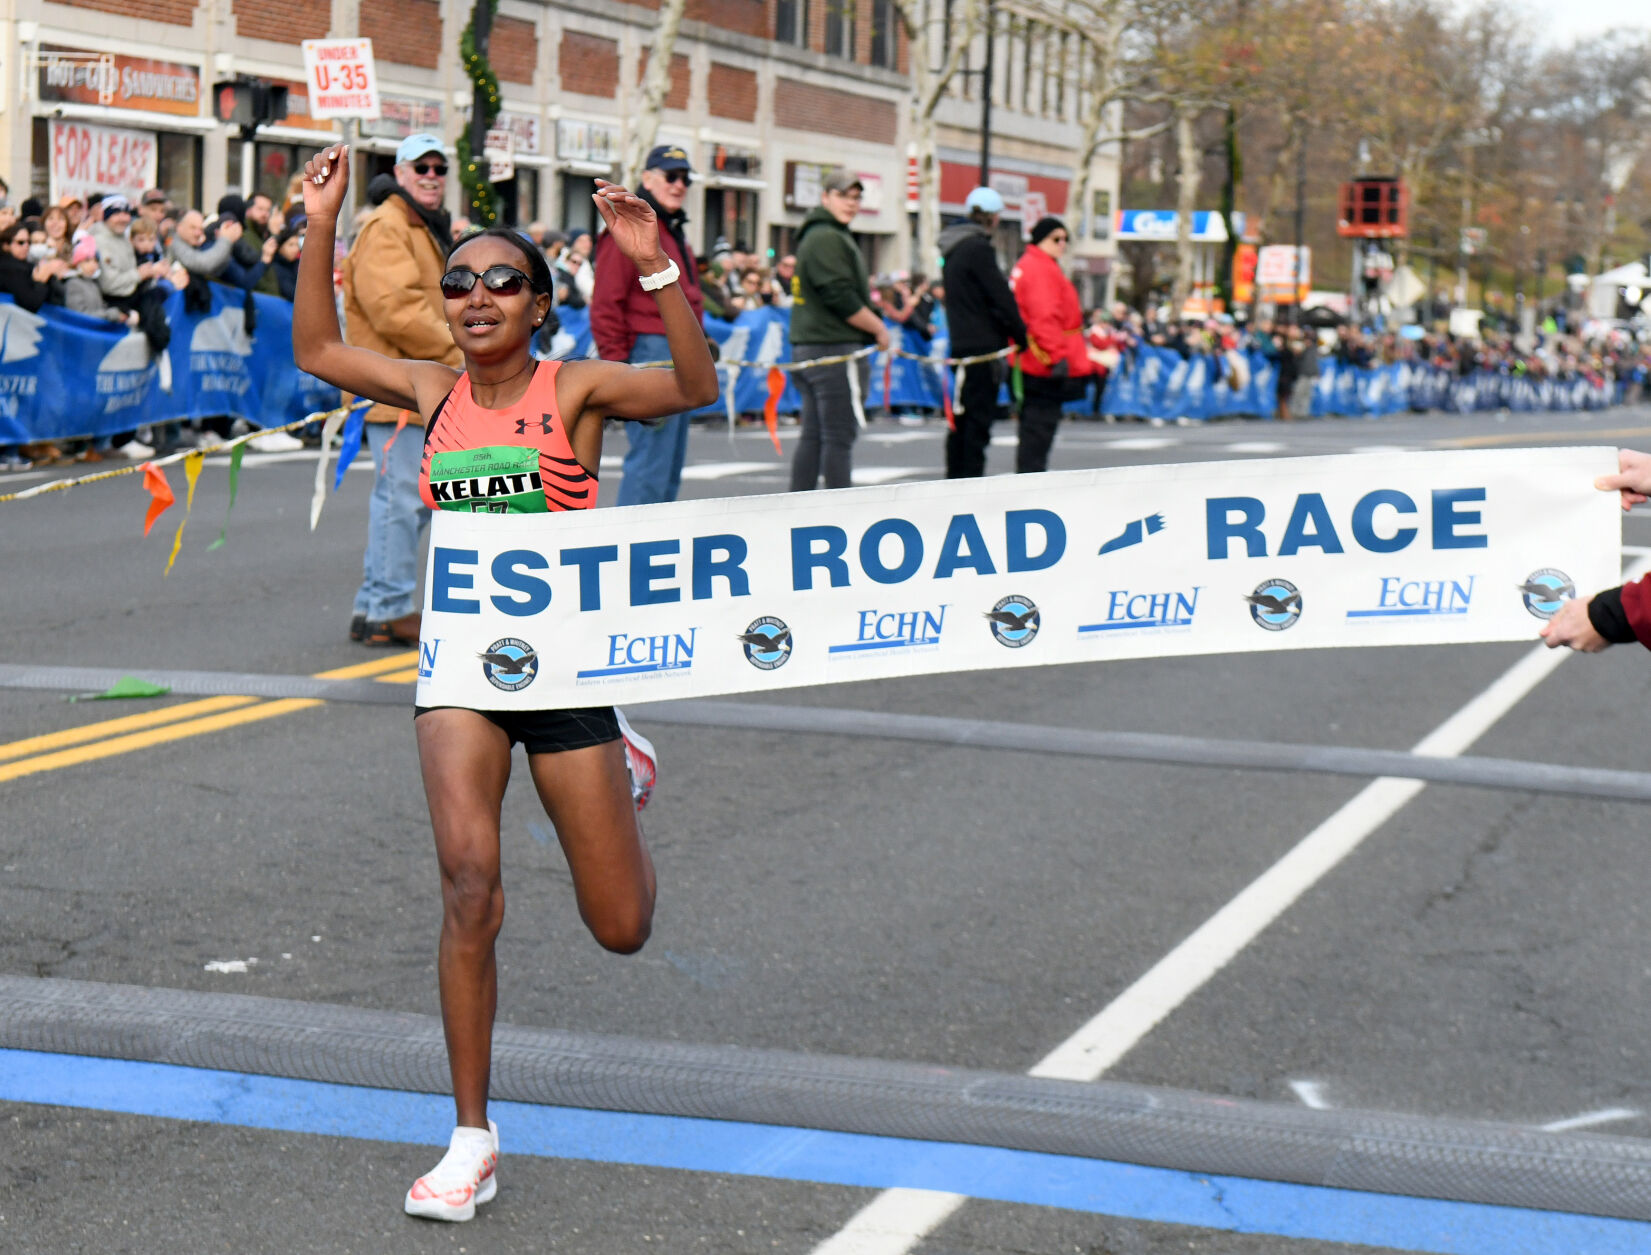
[415,448,1621,710]
[50,120,156,205]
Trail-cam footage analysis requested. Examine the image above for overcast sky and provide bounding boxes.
[1526,0,1649,43]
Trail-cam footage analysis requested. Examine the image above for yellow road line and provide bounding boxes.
[0,695,259,764]
[0,699,323,784]
[1438,425,1651,450]
[375,668,422,684]
[313,650,420,680]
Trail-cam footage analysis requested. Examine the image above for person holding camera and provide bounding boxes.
[1009,216,1093,473]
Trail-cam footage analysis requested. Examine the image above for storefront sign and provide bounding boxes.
[496,112,541,156]
[556,119,620,165]
[1257,244,1311,304]
[301,39,380,120]
[38,45,200,117]
[50,119,157,204]
[1115,210,1229,243]
[485,127,514,182]
[359,92,442,140]
[1019,190,1048,235]
[785,162,882,214]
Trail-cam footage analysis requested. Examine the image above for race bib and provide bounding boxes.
[427,445,548,514]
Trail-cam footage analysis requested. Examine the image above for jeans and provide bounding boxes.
[615,333,692,506]
[946,358,1005,478]
[353,418,430,622]
[790,341,868,491]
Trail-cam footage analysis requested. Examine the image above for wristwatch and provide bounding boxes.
[638,259,680,292]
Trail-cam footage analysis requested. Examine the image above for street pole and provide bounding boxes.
[978,0,994,188]
[1292,120,1306,325]
[469,0,493,168]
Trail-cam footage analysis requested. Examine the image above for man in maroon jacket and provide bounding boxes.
[591,144,706,505]
[1541,449,1651,652]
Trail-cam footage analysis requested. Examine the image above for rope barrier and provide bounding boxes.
[0,399,372,504]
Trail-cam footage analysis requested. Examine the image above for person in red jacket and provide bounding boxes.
[1009,217,1094,473]
[590,145,707,505]
[1541,449,1651,652]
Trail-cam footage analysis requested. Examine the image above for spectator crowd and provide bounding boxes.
[4,145,1647,477]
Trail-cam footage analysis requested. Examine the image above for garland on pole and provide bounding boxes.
[457,9,501,227]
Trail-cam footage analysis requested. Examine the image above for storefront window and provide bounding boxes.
[157,133,200,210]
[561,175,597,234]
[702,188,759,257]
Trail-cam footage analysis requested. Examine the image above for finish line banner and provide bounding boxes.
[415,448,1620,711]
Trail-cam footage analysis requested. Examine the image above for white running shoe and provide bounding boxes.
[614,708,657,811]
[404,1120,499,1222]
[115,440,156,460]
[248,430,304,453]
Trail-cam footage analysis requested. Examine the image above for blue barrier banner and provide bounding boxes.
[0,285,342,444]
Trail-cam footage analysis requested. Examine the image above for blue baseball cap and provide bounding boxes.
[644,144,693,173]
[964,186,1005,214]
[395,133,446,166]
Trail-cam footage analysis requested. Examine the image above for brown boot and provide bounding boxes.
[362,611,422,646]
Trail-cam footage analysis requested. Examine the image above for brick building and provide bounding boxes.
[5,0,1118,287]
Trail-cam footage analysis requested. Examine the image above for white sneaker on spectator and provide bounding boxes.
[115,440,156,460]
[404,1120,499,1222]
[613,709,657,811]
[248,430,304,453]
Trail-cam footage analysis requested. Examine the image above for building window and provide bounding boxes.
[825,0,855,59]
[1087,189,1111,241]
[871,0,898,68]
[561,175,598,234]
[776,0,809,47]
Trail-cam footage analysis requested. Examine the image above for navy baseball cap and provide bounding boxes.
[644,145,693,173]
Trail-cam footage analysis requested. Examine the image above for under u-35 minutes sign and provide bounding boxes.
[414,448,1621,711]
[300,39,379,120]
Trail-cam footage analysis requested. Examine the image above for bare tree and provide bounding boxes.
[894,0,984,271]
[622,0,692,188]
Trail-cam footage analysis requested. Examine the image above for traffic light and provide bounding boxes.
[213,80,289,137]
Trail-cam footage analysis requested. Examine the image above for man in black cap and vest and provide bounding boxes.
[591,144,706,505]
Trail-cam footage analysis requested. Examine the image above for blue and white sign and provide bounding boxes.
[1115,211,1231,243]
[415,447,1620,710]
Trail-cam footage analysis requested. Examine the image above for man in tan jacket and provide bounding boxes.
[343,132,461,645]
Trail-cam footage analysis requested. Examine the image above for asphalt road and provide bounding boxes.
[5,404,1651,1254]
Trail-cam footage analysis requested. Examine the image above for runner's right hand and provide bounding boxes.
[302,145,351,222]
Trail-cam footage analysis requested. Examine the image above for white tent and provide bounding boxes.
[1588,261,1650,318]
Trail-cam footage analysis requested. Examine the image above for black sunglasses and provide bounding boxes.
[413,161,449,177]
[440,265,533,300]
[661,169,691,186]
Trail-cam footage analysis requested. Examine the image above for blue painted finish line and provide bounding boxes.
[4,1048,1649,1255]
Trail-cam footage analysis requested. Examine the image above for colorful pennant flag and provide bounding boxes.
[164,451,205,576]
[141,462,175,536]
[762,367,786,456]
[207,442,246,551]
[333,406,366,490]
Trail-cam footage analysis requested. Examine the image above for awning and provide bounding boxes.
[35,101,217,134]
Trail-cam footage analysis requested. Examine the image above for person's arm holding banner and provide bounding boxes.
[1542,448,1651,653]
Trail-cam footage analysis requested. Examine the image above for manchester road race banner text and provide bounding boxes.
[415,448,1620,710]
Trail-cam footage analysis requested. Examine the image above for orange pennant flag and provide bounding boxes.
[141,462,175,536]
[763,367,786,456]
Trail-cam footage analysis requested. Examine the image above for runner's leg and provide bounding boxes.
[527,740,655,953]
[416,709,513,1129]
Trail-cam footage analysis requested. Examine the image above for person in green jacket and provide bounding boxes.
[788,170,890,490]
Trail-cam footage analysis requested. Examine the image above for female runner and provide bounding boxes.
[293,146,718,1221]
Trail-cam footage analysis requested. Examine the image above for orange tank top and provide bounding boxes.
[419,361,597,514]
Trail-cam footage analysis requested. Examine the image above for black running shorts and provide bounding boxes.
[413,705,621,755]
